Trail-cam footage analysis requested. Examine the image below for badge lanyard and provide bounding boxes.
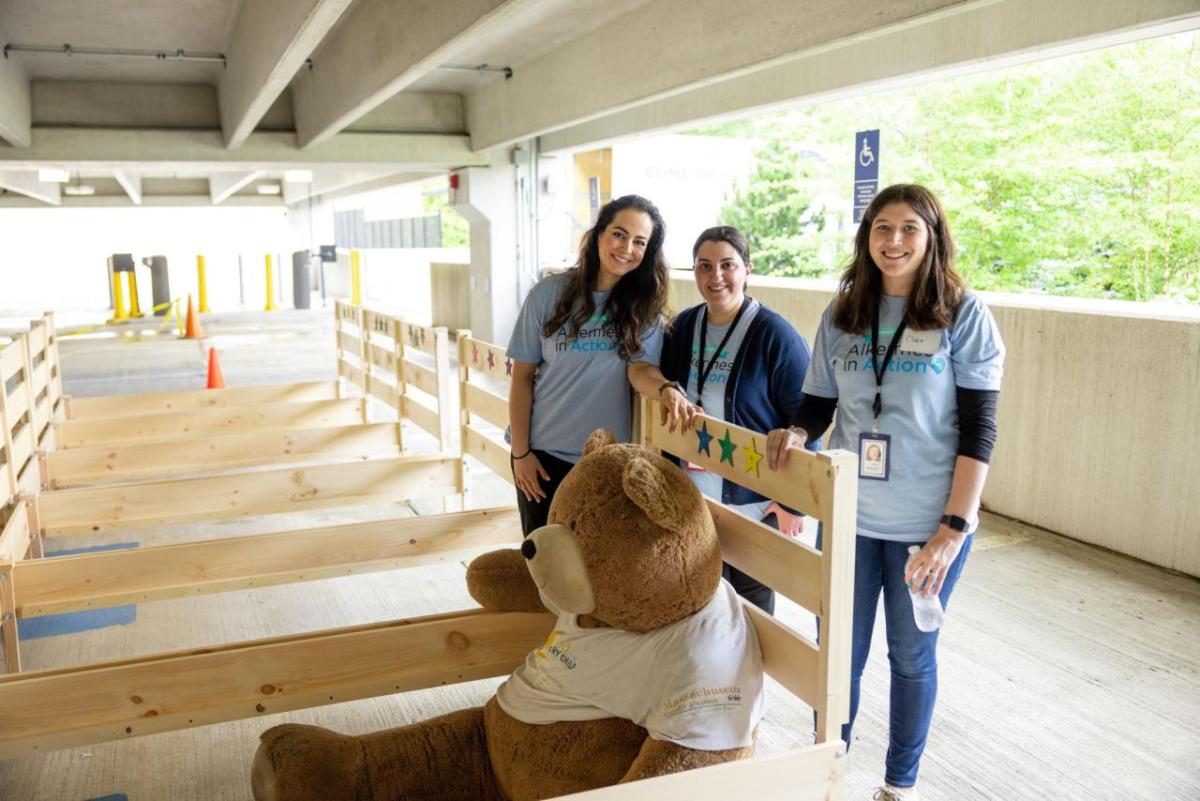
[693,297,751,409]
[869,305,907,434]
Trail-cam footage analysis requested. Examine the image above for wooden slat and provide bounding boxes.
[746,601,820,709]
[400,358,438,398]
[361,309,395,337]
[45,422,402,488]
[402,395,440,439]
[56,399,364,448]
[26,324,46,356]
[0,609,552,758]
[15,507,521,617]
[709,499,822,613]
[338,359,363,386]
[337,330,362,355]
[31,395,49,439]
[814,449,858,742]
[5,382,29,427]
[66,381,340,420]
[369,341,396,372]
[36,455,459,537]
[462,336,511,381]
[463,425,512,484]
[9,423,32,476]
[398,321,439,356]
[29,362,49,396]
[0,502,31,564]
[464,382,508,430]
[551,741,843,801]
[0,343,23,380]
[648,409,825,519]
[366,374,400,410]
[335,298,361,326]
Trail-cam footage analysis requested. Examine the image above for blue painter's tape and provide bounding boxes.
[19,542,139,640]
[87,795,129,801]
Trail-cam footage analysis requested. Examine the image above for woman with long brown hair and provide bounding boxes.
[766,184,1006,800]
[506,194,692,535]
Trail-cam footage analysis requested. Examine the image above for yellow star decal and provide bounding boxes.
[743,437,764,477]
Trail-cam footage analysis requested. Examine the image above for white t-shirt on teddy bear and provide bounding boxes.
[496,578,765,751]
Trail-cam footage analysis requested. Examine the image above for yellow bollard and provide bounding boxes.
[110,271,129,322]
[350,249,363,306]
[264,254,277,312]
[126,270,143,317]
[197,255,212,313]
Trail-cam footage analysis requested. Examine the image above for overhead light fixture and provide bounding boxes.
[257,183,282,195]
[283,169,313,183]
[64,183,96,196]
[38,168,70,183]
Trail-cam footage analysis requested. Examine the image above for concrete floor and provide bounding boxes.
[0,308,1197,801]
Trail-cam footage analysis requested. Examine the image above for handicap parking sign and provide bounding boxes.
[853,129,880,223]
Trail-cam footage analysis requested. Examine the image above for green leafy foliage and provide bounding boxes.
[705,32,1199,303]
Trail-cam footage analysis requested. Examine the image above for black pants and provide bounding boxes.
[514,449,576,536]
[722,511,781,615]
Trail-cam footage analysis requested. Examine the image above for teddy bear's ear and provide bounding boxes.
[582,429,618,456]
[622,456,688,532]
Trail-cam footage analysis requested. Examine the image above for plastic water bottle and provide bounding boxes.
[906,545,945,632]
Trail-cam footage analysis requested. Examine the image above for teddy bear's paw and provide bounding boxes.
[251,723,367,801]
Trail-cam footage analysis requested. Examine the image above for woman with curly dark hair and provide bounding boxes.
[506,195,693,534]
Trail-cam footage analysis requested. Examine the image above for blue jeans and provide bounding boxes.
[844,533,973,788]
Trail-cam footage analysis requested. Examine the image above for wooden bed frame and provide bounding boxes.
[0,329,856,801]
[0,305,466,673]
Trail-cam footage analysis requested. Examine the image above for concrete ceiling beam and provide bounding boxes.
[0,170,61,205]
[465,0,971,151]
[291,0,538,149]
[0,128,490,170]
[209,170,265,205]
[0,22,32,147]
[219,0,355,148]
[283,168,441,205]
[112,169,143,205]
[539,0,1200,153]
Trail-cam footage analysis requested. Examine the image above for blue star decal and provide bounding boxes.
[696,421,714,457]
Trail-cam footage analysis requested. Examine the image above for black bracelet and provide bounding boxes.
[512,448,532,460]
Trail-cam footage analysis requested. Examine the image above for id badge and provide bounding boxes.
[684,461,708,473]
[858,432,891,481]
[899,328,940,356]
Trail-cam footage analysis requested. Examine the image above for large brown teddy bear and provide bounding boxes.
[251,430,764,801]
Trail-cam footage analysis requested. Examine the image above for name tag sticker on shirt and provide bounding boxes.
[899,329,941,356]
[858,432,891,481]
[684,461,709,473]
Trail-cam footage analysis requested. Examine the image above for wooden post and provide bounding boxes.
[814,451,857,745]
[391,320,407,453]
[433,328,454,457]
[43,312,66,417]
[456,331,472,505]
[0,367,17,503]
[356,305,368,421]
[21,496,43,560]
[0,559,20,674]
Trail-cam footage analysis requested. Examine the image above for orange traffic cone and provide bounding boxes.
[184,294,206,339]
[206,347,226,389]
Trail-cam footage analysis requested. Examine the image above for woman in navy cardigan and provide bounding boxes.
[658,226,813,613]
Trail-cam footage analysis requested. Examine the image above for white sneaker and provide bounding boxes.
[873,787,920,801]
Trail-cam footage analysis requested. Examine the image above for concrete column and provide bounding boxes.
[450,155,531,346]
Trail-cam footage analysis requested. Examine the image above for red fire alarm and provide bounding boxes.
[449,173,459,190]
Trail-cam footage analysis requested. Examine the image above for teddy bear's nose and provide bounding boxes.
[520,539,537,560]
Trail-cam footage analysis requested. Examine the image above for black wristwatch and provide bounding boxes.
[940,514,970,533]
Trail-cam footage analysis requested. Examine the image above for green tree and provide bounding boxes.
[721,139,829,277]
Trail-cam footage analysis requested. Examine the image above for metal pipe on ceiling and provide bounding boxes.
[3,43,227,67]
[437,64,513,79]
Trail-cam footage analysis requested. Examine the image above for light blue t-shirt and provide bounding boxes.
[803,291,1005,541]
[508,272,663,462]
[682,300,771,521]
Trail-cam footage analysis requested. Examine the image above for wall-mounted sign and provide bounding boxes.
[853,129,880,224]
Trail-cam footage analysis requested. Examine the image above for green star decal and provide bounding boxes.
[718,428,737,465]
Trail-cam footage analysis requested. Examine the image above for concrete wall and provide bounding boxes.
[669,273,1200,577]
[328,248,469,325]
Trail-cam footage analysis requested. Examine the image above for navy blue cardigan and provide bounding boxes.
[660,300,813,507]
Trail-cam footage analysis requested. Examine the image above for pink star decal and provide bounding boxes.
[471,344,479,364]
